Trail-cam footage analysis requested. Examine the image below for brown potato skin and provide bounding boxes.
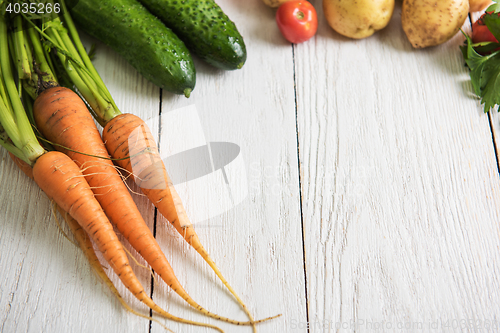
[323,0,395,39]
[402,0,469,48]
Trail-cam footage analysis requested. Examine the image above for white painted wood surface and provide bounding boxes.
[1,1,500,332]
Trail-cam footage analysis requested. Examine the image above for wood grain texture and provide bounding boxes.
[149,0,306,332]
[295,2,500,332]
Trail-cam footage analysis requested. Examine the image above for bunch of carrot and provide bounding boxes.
[0,1,279,332]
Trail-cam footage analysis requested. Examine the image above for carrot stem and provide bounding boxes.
[43,25,115,126]
[22,28,34,77]
[59,0,118,114]
[0,92,19,154]
[0,56,22,157]
[0,67,10,111]
[18,1,121,125]
[0,125,24,158]
[27,27,58,86]
[12,16,31,80]
[60,0,101,86]
[0,13,44,164]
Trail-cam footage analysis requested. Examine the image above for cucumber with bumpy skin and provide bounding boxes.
[137,0,247,70]
[70,0,196,97]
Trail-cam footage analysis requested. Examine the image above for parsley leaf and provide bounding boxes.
[462,6,500,113]
[462,35,500,112]
[483,12,500,42]
[487,1,500,14]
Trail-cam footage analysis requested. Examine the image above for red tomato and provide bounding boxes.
[276,1,318,44]
[472,12,499,44]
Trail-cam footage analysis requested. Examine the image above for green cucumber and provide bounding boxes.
[70,0,196,96]
[136,0,247,70]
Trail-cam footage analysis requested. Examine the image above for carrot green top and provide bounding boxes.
[0,12,45,165]
[0,0,127,165]
[15,0,122,127]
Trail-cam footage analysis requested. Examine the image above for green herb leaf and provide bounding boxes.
[487,0,500,14]
[462,33,500,112]
[483,12,500,42]
[471,41,500,55]
[482,66,500,112]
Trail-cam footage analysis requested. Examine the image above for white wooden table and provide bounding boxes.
[2,1,500,332]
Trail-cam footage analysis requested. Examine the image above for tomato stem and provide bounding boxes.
[296,10,305,20]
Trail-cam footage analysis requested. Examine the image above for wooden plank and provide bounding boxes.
[148,1,307,332]
[295,1,500,331]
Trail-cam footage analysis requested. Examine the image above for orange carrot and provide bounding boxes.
[8,152,217,331]
[33,86,255,326]
[8,154,172,331]
[102,113,278,329]
[103,114,208,249]
[32,150,222,332]
[54,205,175,333]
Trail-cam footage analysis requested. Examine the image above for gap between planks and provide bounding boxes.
[148,87,163,333]
[292,43,311,333]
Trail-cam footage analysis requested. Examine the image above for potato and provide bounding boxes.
[323,0,395,39]
[261,0,293,8]
[402,0,469,48]
[469,0,492,12]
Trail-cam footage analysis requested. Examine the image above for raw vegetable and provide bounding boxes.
[276,1,318,44]
[69,0,196,97]
[102,113,273,332]
[323,0,395,39]
[461,3,500,112]
[7,154,176,332]
[8,154,147,328]
[8,120,214,333]
[9,153,159,331]
[54,205,174,333]
[135,0,247,70]
[6,153,175,332]
[102,114,253,320]
[33,152,222,331]
[402,0,469,48]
